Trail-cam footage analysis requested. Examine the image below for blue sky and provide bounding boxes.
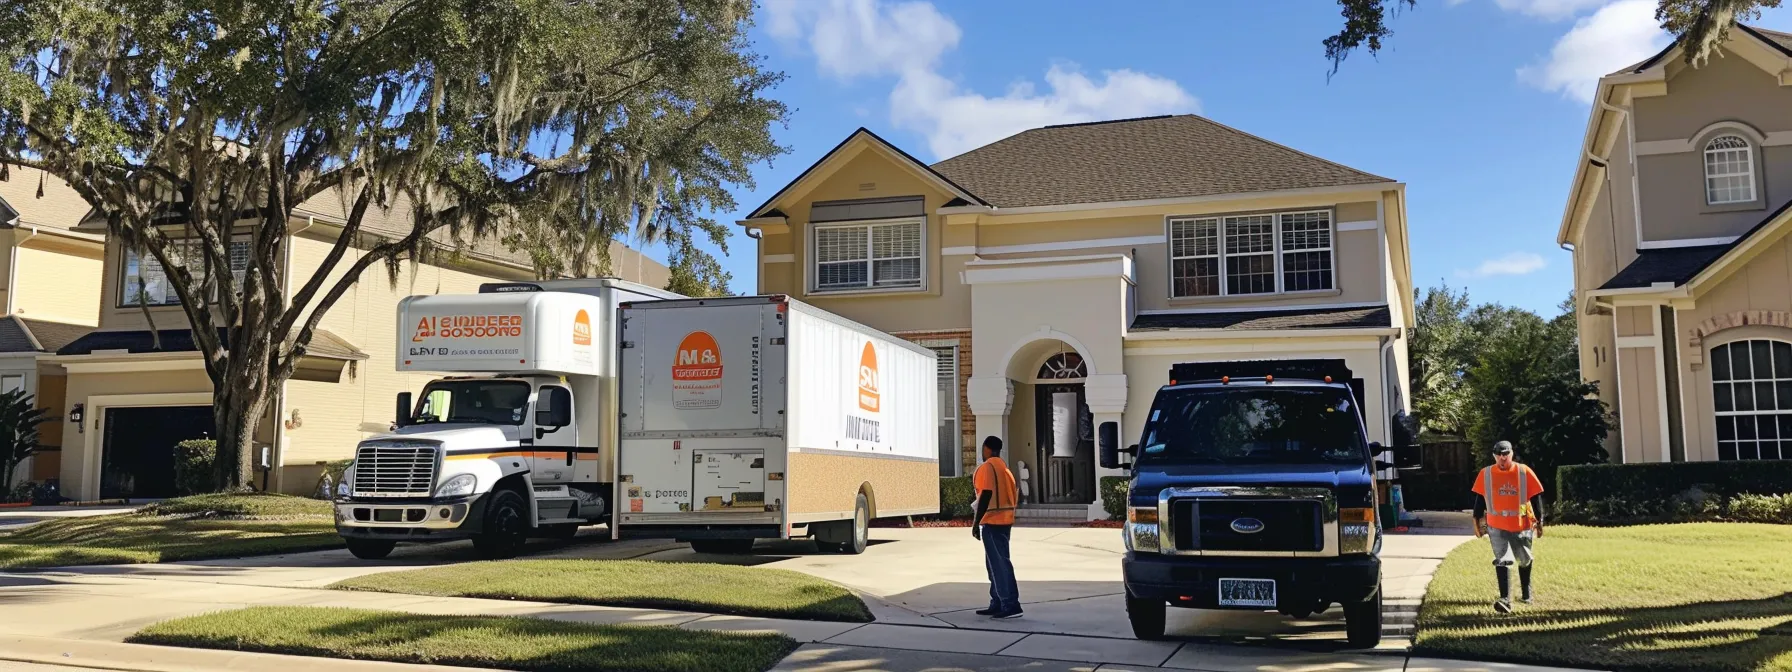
[635,0,1792,316]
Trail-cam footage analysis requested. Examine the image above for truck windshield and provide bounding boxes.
[1136,386,1366,466]
[413,380,532,426]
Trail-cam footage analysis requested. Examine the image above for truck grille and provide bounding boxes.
[1170,498,1323,553]
[352,441,440,497]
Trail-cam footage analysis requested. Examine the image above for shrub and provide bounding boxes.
[1099,476,1129,521]
[938,476,974,519]
[172,439,218,496]
[1557,461,1792,505]
[1729,493,1792,524]
[6,480,34,504]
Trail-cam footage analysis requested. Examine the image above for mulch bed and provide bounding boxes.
[871,517,971,528]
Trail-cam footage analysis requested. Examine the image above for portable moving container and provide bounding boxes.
[616,295,939,553]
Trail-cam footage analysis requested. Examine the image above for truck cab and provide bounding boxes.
[1100,360,1416,648]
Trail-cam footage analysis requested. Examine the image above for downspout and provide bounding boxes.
[1595,97,1642,248]
[6,225,39,316]
[269,216,317,493]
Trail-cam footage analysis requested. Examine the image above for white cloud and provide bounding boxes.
[1458,252,1548,278]
[1517,0,1671,103]
[1490,0,1613,20]
[765,0,1197,160]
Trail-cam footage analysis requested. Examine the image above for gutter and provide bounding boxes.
[1125,326,1401,342]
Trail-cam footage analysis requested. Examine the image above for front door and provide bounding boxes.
[1034,383,1095,504]
[530,384,577,484]
[100,406,214,499]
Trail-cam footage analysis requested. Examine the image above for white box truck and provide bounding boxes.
[616,295,940,554]
[333,278,680,560]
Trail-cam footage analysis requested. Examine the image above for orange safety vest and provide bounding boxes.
[974,457,1019,525]
[1473,463,1544,533]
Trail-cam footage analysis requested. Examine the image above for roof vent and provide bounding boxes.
[858,182,876,191]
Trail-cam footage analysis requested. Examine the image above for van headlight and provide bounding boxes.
[435,474,477,498]
[1125,507,1161,553]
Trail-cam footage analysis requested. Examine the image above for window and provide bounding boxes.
[931,346,960,477]
[1170,210,1334,298]
[0,375,23,395]
[1704,135,1756,205]
[121,238,252,306]
[1036,352,1087,381]
[412,380,534,426]
[1711,339,1792,461]
[813,219,923,292]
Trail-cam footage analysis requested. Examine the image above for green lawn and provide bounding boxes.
[331,559,872,622]
[129,606,797,672]
[0,494,341,569]
[1415,523,1792,672]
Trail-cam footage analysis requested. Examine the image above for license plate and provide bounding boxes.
[1218,578,1276,607]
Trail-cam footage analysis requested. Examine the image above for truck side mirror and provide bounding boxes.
[1098,421,1122,470]
[535,386,573,431]
[394,392,412,429]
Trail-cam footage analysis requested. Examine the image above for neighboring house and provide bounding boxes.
[1561,25,1792,465]
[741,115,1415,519]
[0,166,106,489]
[28,175,670,501]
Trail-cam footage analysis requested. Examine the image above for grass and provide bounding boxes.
[1414,523,1792,672]
[0,493,341,568]
[331,558,872,622]
[129,606,798,672]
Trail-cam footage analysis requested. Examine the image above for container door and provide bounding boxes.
[622,302,784,436]
[692,449,766,511]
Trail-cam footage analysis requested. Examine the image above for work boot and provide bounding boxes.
[975,607,1000,616]
[1519,565,1534,603]
[1494,565,1512,613]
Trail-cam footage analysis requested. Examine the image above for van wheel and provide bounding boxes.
[690,539,754,554]
[345,538,395,560]
[472,489,530,559]
[1344,590,1383,649]
[1127,595,1167,640]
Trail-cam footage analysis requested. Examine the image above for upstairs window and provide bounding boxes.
[813,219,923,291]
[1704,135,1756,205]
[121,237,252,307]
[1170,210,1334,298]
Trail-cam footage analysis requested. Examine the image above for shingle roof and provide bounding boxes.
[0,166,96,230]
[1746,25,1792,56]
[58,326,363,360]
[929,115,1393,208]
[1598,245,1731,290]
[1615,24,1792,75]
[1130,305,1392,332]
[0,316,94,354]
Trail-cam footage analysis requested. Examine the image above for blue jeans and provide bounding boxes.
[982,524,1020,612]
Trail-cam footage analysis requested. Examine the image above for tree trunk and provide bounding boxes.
[212,383,269,492]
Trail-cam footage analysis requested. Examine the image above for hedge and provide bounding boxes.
[1099,476,1128,521]
[172,439,217,496]
[939,476,974,519]
[1557,461,1792,504]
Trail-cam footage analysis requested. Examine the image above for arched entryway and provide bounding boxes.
[1031,351,1095,504]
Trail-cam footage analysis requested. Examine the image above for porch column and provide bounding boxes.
[1084,373,1129,519]
[967,375,1015,453]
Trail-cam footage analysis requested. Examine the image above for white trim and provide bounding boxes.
[963,253,1129,267]
[1638,236,1739,249]
[1651,306,1671,463]
[1136,300,1387,315]
[999,327,1100,376]
[1376,197,1388,303]
[937,182,1402,217]
[1338,220,1377,232]
[1616,335,1658,348]
[762,254,794,263]
[1613,313,1629,464]
[940,246,978,256]
[1124,337,1384,355]
[1125,327,1397,342]
[79,391,214,501]
[973,235,1165,256]
[1629,103,1643,255]
[57,357,205,375]
[961,256,1135,286]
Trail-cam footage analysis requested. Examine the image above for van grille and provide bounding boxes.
[352,441,440,497]
[1170,498,1323,553]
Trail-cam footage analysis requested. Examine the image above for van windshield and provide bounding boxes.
[413,380,532,426]
[1136,386,1366,466]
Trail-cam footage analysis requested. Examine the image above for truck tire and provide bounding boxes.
[816,493,870,554]
[345,538,396,560]
[1126,595,1167,640]
[472,489,530,559]
[690,539,754,554]
[1344,590,1383,649]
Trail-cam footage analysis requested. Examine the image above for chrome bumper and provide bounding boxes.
[335,498,475,531]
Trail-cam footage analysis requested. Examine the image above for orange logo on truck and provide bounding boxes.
[672,331,724,410]
[858,342,880,413]
[411,314,522,342]
[573,310,591,346]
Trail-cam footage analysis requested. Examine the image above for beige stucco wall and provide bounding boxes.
[1637,145,1792,242]
[11,236,103,326]
[1615,345,1663,464]
[1633,50,1792,143]
[59,367,216,501]
[970,275,1128,380]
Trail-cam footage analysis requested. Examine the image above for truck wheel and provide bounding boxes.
[345,538,395,560]
[690,539,754,554]
[1126,595,1167,640]
[816,493,871,554]
[472,489,530,559]
[1344,590,1383,649]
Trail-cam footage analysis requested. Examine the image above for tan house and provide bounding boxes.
[741,115,1415,519]
[13,173,669,501]
[1562,25,1792,465]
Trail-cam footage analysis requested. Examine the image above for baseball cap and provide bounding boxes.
[1491,441,1514,455]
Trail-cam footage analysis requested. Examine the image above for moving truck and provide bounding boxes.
[616,295,940,554]
[333,278,680,560]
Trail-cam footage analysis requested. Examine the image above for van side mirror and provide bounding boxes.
[1098,421,1124,470]
[394,392,412,429]
[535,386,573,434]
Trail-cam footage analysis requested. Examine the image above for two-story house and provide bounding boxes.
[1562,25,1792,465]
[27,176,669,501]
[741,115,1415,519]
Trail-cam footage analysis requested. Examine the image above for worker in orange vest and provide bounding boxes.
[972,436,1022,619]
[1471,440,1545,614]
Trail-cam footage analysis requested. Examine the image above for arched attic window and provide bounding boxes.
[1705,135,1757,205]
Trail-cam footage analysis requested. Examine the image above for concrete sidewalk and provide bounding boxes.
[0,635,475,672]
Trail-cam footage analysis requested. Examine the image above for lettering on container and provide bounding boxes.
[412,314,524,341]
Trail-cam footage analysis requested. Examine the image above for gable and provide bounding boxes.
[1633,48,1792,142]
[747,129,984,220]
